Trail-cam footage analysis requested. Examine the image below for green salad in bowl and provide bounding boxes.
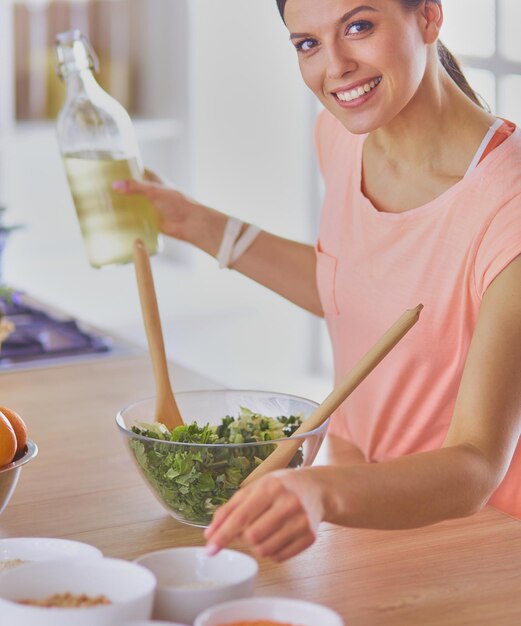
[116,390,328,527]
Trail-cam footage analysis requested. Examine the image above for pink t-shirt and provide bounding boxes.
[314,109,521,517]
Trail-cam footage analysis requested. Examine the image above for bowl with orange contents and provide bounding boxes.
[0,406,37,515]
[194,597,344,626]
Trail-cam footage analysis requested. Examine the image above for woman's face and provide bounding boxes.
[284,0,439,134]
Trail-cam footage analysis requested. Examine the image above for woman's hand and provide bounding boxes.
[204,468,326,562]
[112,174,197,240]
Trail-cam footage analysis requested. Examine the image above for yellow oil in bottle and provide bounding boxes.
[63,152,158,268]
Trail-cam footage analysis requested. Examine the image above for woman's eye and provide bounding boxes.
[294,38,317,53]
[346,20,374,36]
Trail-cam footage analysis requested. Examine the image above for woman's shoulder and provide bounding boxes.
[492,122,521,169]
[482,125,521,207]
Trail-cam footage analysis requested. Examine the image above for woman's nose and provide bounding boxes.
[325,44,356,80]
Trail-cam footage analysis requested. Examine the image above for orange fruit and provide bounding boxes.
[0,412,17,467]
[0,406,28,455]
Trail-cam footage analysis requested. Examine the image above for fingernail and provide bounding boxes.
[205,542,220,557]
[112,180,126,190]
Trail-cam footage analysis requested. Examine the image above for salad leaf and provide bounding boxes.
[129,407,304,525]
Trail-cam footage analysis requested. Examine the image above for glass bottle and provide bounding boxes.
[54,29,158,268]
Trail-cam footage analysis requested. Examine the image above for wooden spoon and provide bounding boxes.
[133,239,184,430]
[241,304,424,486]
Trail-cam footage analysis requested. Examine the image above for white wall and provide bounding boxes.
[189,0,310,237]
[182,0,331,398]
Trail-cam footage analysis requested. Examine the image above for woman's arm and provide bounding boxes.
[113,179,323,316]
[324,248,521,528]
[204,255,521,558]
[316,433,367,467]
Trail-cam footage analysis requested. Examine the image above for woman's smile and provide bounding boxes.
[332,75,382,106]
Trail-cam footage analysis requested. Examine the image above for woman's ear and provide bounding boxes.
[422,0,443,45]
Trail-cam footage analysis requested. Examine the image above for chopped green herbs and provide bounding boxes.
[129,407,303,525]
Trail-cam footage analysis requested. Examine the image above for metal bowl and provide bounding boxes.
[0,440,38,515]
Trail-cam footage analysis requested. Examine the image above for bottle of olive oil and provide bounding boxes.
[55,30,158,268]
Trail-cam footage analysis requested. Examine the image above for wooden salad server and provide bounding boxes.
[133,239,184,430]
[241,304,424,486]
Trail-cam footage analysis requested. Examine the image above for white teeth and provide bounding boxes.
[335,77,381,103]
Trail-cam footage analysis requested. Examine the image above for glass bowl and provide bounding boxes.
[116,390,327,527]
[0,440,38,516]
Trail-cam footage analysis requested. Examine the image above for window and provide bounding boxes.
[442,0,521,123]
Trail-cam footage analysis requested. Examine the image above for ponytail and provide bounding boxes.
[437,40,486,109]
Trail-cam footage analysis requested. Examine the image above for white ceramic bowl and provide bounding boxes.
[0,537,103,573]
[0,557,156,625]
[134,546,258,625]
[194,596,345,626]
[126,622,189,626]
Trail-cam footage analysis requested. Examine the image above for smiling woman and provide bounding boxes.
[112,0,521,564]
[276,0,482,107]
[280,0,486,137]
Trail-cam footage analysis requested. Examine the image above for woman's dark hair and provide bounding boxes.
[276,0,485,109]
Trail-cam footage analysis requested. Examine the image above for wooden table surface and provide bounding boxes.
[1,353,521,625]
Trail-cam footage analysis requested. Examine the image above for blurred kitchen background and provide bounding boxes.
[0,0,520,400]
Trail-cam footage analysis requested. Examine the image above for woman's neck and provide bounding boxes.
[360,62,500,214]
[366,65,495,179]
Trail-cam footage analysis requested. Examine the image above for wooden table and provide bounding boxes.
[1,354,521,625]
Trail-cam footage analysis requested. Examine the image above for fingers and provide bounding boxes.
[269,533,316,562]
[204,488,249,540]
[143,168,164,183]
[242,498,315,561]
[204,474,318,562]
[204,485,272,556]
[241,490,304,547]
[111,179,158,195]
[111,178,184,209]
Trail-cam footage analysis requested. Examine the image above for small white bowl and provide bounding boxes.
[0,537,103,573]
[135,546,258,625]
[0,557,156,625]
[194,596,345,626]
[126,622,189,626]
